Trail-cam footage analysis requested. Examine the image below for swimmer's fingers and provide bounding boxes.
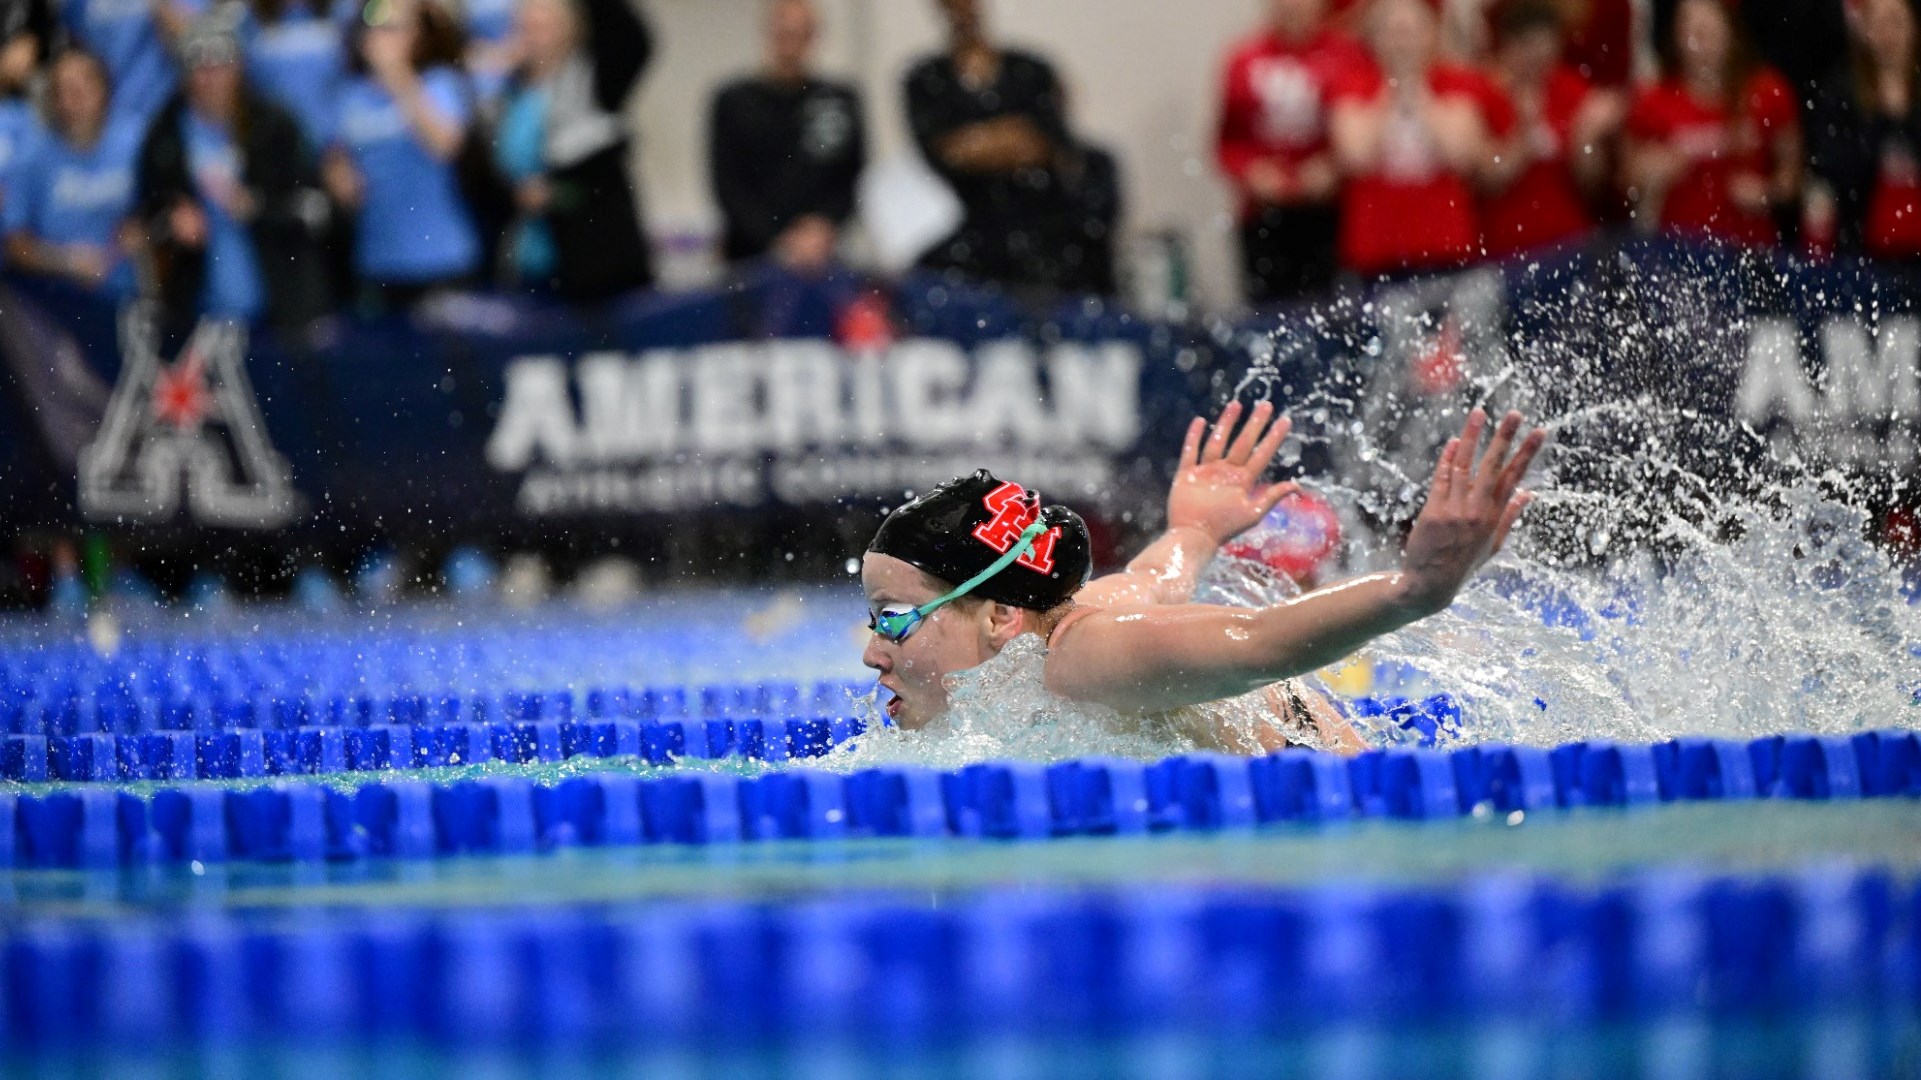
[1454,409,1487,490]
[1430,437,1461,504]
[1249,412,1292,478]
[1204,401,1243,463]
[1179,417,1205,471]
[1255,480,1300,518]
[1225,400,1274,466]
[1493,426,1548,503]
[1489,490,1533,554]
[1449,413,1479,499]
[1471,410,1523,494]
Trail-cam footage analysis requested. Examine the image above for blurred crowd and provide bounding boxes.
[0,0,659,335]
[0,0,1913,337]
[1215,0,1896,303]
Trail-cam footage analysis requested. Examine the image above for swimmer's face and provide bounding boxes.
[860,553,1005,729]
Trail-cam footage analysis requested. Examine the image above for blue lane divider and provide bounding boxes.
[1,715,870,782]
[1,866,1914,1049]
[0,664,874,739]
[4,730,1916,869]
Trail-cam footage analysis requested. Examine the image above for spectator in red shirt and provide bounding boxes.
[1327,0,1509,278]
[1806,0,1921,263]
[1215,0,1370,303]
[1480,0,1625,257]
[1623,0,1802,248]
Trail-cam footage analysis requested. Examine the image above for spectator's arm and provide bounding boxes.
[5,230,62,274]
[904,60,1055,174]
[933,115,1054,173]
[1480,131,1526,193]
[382,67,465,160]
[707,86,784,255]
[4,230,111,284]
[1765,119,1803,209]
[584,0,651,112]
[1426,91,1490,176]
[1567,88,1625,192]
[1328,96,1385,173]
[1619,90,1687,208]
[1620,131,1679,203]
[1476,87,1526,193]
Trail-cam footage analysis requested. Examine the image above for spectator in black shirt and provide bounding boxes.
[1048,109,1122,297]
[905,0,1108,294]
[709,0,865,272]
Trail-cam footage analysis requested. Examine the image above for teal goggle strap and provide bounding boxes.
[873,519,1050,642]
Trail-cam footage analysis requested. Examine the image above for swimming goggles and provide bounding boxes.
[868,519,1049,643]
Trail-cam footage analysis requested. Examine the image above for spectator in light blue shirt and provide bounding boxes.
[0,0,55,205]
[60,0,204,130]
[240,0,354,149]
[3,48,141,297]
[322,0,481,311]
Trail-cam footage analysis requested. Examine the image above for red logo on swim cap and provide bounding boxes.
[973,481,1060,574]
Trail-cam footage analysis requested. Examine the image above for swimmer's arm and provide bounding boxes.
[1076,401,1296,609]
[1073,525,1221,609]
[1044,573,1428,713]
[1048,411,1544,714]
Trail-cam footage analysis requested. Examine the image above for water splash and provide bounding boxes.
[829,634,1196,770]
[833,256,1921,762]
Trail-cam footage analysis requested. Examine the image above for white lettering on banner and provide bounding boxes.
[890,340,973,446]
[1737,315,1921,466]
[577,350,680,460]
[970,341,1051,446]
[763,341,845,451]
[1738,316,1921,424]
[770,454,1115,505]
[1050,343,1145,448]
[485,337,1145,515]
[1819,317,1921,421]
[691,344,762,455]
[1737,319,1819,423]
[489,338,1143,466]
[486,356,577,469]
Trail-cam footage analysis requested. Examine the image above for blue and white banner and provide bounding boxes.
[1,238,1916,544]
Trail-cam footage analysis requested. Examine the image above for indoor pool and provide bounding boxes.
[3,585,1918,1078]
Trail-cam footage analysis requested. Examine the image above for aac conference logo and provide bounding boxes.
[77,303,300,529]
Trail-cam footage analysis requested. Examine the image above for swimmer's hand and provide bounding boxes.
[1167,400,1300,546]
[1396,408,1546,616]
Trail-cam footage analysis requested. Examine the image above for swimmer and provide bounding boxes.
[861,403,1545,755]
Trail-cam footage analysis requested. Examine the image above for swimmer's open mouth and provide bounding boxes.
[878,684,901,719]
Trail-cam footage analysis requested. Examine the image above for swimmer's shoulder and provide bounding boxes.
[1044,603,1104,651]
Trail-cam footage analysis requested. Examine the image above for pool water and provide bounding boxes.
[3,587,1918,1078]
[7,1016,1918,1080]
[7,799,1920,915]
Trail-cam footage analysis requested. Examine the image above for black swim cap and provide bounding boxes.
[868,470,1093,611]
